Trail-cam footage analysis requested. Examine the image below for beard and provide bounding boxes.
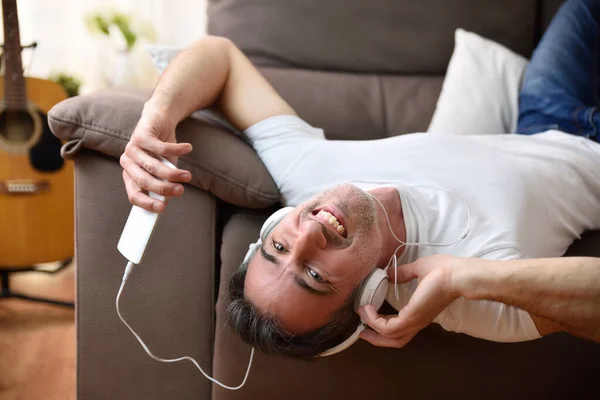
[298,183,379,266]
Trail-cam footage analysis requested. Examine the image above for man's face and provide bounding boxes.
[244,183,386,333]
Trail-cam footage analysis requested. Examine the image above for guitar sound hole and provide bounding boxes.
[0,109,35,144]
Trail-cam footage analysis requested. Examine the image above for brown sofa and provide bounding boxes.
[49,1,600,399]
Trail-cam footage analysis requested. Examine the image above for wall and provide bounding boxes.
[1,0,208,92]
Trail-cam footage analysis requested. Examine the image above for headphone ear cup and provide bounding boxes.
[242,207,295,266]
[242,240,261,265]
[354,268,389,312]
[259,207,295,241]
[319,269,389,358]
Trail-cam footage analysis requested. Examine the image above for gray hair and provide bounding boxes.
[226,260,361,359]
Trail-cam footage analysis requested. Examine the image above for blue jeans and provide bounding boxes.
[517,0,600,142]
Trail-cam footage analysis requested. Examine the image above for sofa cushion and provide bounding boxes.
[48,88,279,209]
[260,67,444,139]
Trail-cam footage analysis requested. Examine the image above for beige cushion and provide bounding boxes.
[48,88,279,209]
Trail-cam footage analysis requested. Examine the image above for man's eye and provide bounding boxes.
[307,268,325,283]
[272,240,286,253]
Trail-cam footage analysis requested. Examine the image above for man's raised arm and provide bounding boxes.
[120,36,296,212]
[462,256,600,342]
[359,255,600,347]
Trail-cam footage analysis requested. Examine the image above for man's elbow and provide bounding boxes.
[190,35,233,53]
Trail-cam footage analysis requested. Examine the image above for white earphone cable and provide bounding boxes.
[368,194,405,301]
[117,261,254,391]
[368,186,472,248]
[367,189,471,301]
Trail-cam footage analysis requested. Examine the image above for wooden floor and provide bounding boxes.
[0,263,75,400]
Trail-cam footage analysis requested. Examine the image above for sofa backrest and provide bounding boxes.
[208,0,563,74]
[207,0,563,139]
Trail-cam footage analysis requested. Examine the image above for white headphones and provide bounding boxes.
[242,207,389,357]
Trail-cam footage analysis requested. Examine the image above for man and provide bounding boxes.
[120,0,600,358]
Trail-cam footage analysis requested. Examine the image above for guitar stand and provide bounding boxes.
[0,258,74,308]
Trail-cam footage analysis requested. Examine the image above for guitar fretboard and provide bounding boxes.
[2,0,27,110]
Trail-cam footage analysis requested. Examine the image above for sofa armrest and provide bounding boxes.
[74,150,216,399]
[48,88,279,209]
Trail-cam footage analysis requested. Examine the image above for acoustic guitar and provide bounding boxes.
[0,0,73,266]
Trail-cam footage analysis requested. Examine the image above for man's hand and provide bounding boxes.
[358,254,462,348]
[118,37,296,213]
[120,105,193,212]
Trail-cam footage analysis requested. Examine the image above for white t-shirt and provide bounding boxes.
[244,115,600,342]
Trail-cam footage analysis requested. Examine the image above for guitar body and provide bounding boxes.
[0,77,73,266]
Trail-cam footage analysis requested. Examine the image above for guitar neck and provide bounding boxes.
[2,0,27,110]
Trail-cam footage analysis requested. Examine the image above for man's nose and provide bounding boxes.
[294,220,327,256]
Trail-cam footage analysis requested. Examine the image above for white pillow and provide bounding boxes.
[145,44,182,74]
[427,29,529,135]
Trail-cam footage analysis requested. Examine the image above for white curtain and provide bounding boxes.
[2,0,208,93]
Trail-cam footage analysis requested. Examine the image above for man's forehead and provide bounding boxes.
[245,249,339,333]
[246,253,279,297]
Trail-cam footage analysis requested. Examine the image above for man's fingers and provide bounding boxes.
[387,260,419,283]
[358,256,459,349]
[132,134,193,157]
[123,170,165,212]
[358,305,408,338]
[130,147,192,183]
[359,328,416,349]
[121,154,184,198]
[360,329,402,348]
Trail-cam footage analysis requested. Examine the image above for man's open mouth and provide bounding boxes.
[312,208,347,238]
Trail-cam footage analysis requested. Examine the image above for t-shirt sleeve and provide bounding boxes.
[434,247,541,342]
[474,245,528,260]
[243,115,326,190]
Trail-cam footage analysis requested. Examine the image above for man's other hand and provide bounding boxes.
[120,105,193,212]
[358,255,462,348]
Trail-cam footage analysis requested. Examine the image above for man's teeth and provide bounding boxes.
[317,210,346,235]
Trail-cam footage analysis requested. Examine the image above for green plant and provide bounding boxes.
[49,72,82,98]
[85,11,156,52]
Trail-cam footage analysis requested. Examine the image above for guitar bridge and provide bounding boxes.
[0,180,49,194]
